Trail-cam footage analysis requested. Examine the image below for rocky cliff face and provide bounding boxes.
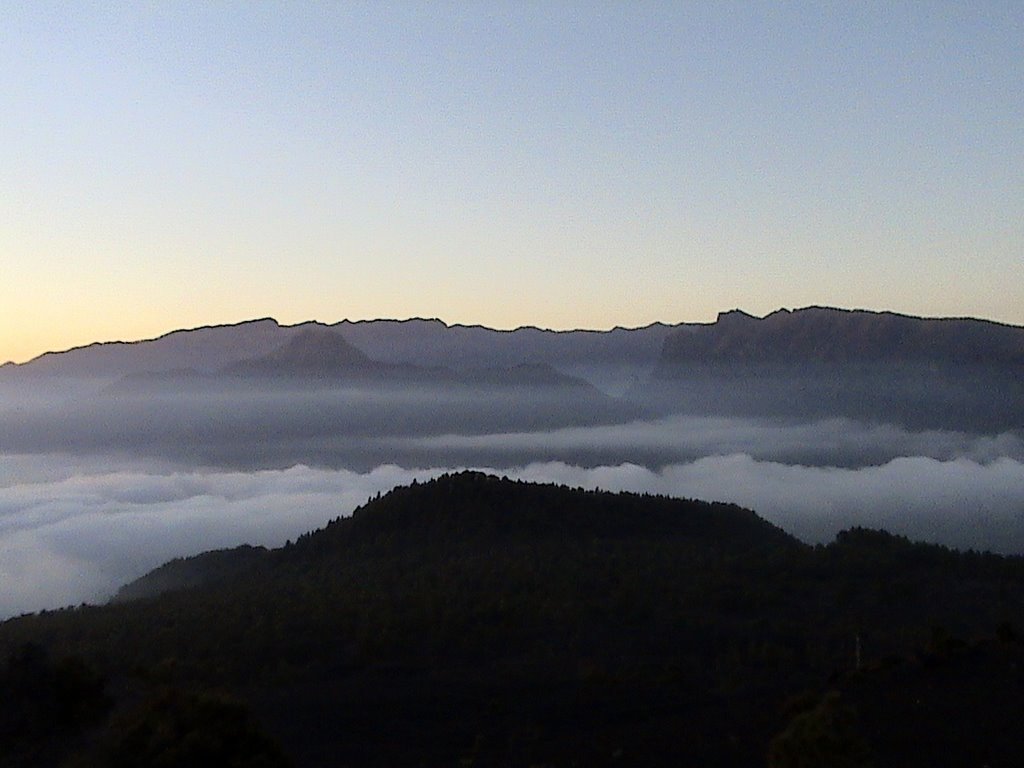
[658,307,1024,367]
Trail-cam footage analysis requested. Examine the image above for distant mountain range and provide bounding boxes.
[3,307,1023,441]
[659,306,1024,367]
[5,306,1022,386]
[0,316,678,395]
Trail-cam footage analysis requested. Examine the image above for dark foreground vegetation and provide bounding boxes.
[2,472,1024,766]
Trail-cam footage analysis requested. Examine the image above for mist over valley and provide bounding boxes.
[2,307,1023,617]
[5,6,1022,762]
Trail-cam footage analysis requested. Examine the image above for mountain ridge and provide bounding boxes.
[6,307,1024,391]
[659,305,1024,367]
[107,325,606,394]
[4,316,685,371]
[6,307,1024,449]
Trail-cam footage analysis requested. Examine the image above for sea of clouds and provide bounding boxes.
[2,415,1024,619]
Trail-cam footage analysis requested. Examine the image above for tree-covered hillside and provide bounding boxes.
[2,473,1023,766]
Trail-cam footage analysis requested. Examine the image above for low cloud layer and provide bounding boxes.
[394,415,1024,468]
[0,461,440,618]
[513,456,1024,554]
[3,447,1024,619]
[6,376,1021,473]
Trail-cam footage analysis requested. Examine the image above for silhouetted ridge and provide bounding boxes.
[113,473,798,600]
[5,318,287,377]
[286,471,797,561]
[659,306,1024,366]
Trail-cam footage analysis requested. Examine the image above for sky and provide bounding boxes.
[3,1,1022,364]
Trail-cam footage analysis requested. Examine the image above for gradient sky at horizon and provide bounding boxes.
[3,2,1022,364]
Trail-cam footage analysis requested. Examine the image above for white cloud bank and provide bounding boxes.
[0,461,440,618]
[395,415,1024,466]
[512,456,1024,553]
[2,450,1024,619]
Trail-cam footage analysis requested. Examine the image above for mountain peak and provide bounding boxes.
[715,308,757,324]
[227,326,377,377]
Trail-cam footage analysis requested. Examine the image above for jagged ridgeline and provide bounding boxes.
[646,307,1024,431]
[3,473,1024,766]
[4,308,1023,470]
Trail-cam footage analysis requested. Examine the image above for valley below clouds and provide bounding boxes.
[3,414,1024,619]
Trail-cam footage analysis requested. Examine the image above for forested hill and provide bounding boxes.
[114,472,796,602]
[288,471,797,558]
[3,474,1024,767]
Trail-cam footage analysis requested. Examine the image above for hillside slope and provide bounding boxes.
[2,474,1024,766]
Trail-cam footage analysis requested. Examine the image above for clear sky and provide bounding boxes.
[2,1,1022,363]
